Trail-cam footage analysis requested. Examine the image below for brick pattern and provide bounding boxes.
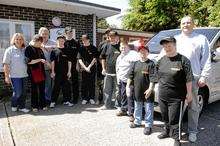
[0,4,94,41]
[0,4,95,98]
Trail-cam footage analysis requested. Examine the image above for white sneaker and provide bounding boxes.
[11,107,17,112]
[189,133,197,142]
[18,108,30,113]
[89,99,95,105]
[50,102,55,108]
[82,100,87,105]
[64,101,73,107]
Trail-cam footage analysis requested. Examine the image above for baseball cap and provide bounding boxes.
[160,36,176,45]
[56,34,66,40]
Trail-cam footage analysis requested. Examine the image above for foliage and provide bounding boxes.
[97,18,110,29]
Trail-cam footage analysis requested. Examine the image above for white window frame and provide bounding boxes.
[0,19,35,72]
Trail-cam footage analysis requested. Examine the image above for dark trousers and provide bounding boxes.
[119,80,128,112]
[31,80,46,109]
[51,76,71,103]
[71,68,79,104]
[11,77,28,109]
[97,76,104,102]
[159,98,181,140]
[127,85,135,116]
[81,69,96,101]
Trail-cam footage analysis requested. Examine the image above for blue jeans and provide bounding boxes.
[11,77,28,109]
[134,101,154,127]
[45,70,52,102]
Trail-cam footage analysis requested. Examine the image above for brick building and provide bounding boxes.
[0,0,120,95]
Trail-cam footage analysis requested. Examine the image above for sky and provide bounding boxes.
[82,0,130,28]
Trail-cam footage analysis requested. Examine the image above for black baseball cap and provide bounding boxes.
[56,34,66,40]
[160,36,176,45]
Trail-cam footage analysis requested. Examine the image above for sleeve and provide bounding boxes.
[200,36,211,79]
[149,61,158,83]
[129,61,136,81]
[99,43,108,59]
[2,47,11,64]
[182,56,193,83]
[50,50,56,62]
[24,46,33,63]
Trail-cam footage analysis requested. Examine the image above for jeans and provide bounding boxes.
[188,77,200,134]
[119,80,127,112]
[159,98,181,140]
[134,101,154,127]
[44,70,52,102]
[103,75,117,108]
[11,77,28,109]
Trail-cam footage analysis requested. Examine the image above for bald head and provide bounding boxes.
[180,16,195,35]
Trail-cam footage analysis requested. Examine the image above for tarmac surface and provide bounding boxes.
[0,100,220,146]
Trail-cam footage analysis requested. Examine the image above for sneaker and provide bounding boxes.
[188,133,197,143]
[157,131,170,139]
[89,99,95,105]
[67,102,74,107]
[82,100,87,105]
[11,107,17,112]
[18,108,30,113]
[50,102,55,108]
[100,105,108,110]
[116,110,127,116]
[143,127,152,135]
[42,107,48,111]
[129,122,141,128]
[32,108,38,112]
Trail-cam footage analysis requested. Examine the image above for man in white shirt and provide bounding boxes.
[174,16,211,142]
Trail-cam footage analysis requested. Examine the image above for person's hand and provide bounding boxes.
[144,88,153,99]
[40,59,46,64]
[50,72,55,79]
[126,85,131,97]
[186,92,193,104]
[85,67,91,73]
[5,77,11,84]
[198,77,206,87]
[67,72,71,79]
[102,69,106,75]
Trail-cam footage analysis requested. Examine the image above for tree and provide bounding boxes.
[122,0,216,32]
[97,18,110,29]
[208,0,220,26]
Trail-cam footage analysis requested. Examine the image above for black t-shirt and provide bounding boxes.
[77,44,98,70]
[25,45,45,74]
[129,59,157,102]
[50,47,70,78]
[100,42,120,74]
[157,53,193,102]
[64,38,80,65]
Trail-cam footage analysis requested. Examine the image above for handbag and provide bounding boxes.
[30,46,45,83]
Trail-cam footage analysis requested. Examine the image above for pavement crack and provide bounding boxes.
[3,103,16,146]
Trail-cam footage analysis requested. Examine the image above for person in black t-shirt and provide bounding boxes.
[77,34,98,105]
[49,35,73,108]
[100,31,120,109]
[157,37,193,145]
[25,35,50,112]
[127,46,157,135]
[64,27,80,104]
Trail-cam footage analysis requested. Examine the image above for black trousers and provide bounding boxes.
[119,80,128,112]
[81,69,96,101]
[51,76,71,103]
[127,85,135,116]
[71,67,79,104]
[31,80,46,109]
[159,98,181,140]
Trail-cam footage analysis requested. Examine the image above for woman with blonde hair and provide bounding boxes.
[25,34,50,112]
[3,33,30,113]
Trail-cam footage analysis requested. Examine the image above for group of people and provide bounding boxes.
[2,15,211,145]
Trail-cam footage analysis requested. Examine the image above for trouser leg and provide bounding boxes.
[31,81,39,109]
[44,70,52,102]
[81,71,89,101]
[159,98,170,132]
[71,69,79,104]
[134,101,143,125]
[144,102,154,128]
[38,81,46,108]
[18,77,28,109]
[11,78,22,108]
[119,80,127,112]
[62,79,72,102]
[103,75,114,108]
[127,85,134,116]
[88,70,96,100]
[51,77,61,103]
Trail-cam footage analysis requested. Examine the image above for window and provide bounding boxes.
[0,19,34,71]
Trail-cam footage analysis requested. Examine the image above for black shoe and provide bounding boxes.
[116,110,128,116]
[158,131,169,139]
[174,140,181,146]
[143,127,152,135]
[129,122,141,128]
